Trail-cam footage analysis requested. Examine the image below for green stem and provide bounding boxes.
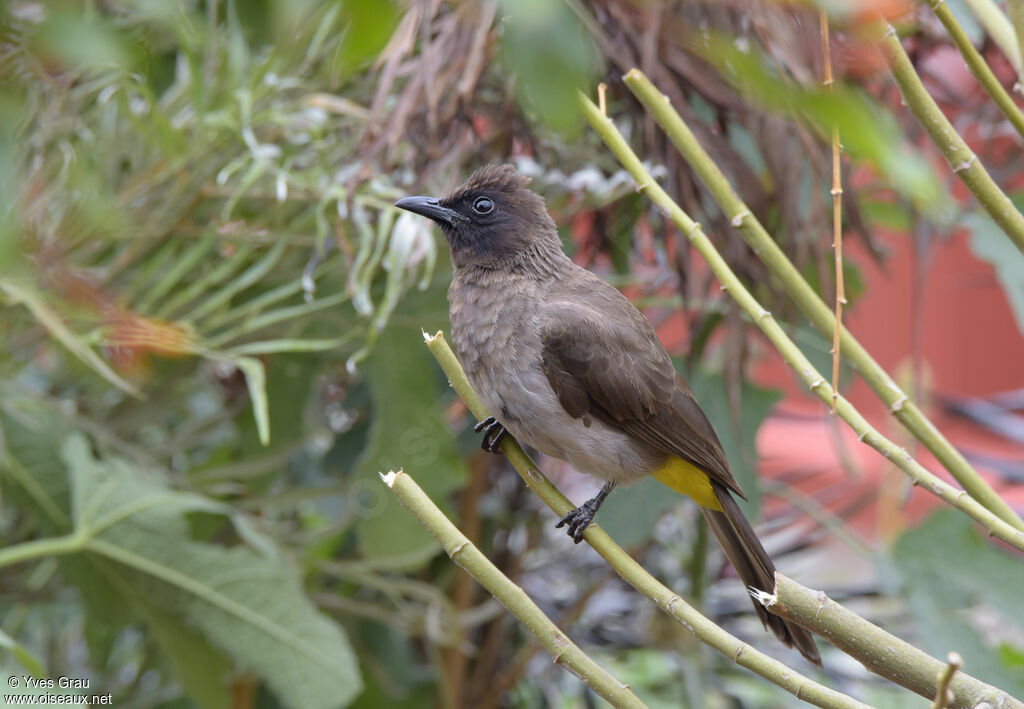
[0,533,86,570]
[965,0,1024,76]
[771,575,1022,709]
[622,69,1024,533]
[381,470,649,709]
[426,332,870,709]
[879,23,1024,256]
[578,92,1024,553]
[926,0,1024,141]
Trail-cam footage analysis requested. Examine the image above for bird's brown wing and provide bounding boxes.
[539,295,745,498]
[541,287,822,665]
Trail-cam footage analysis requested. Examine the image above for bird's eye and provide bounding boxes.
[472,196,494,215]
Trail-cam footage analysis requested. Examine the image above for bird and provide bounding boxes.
[395,163,821,665]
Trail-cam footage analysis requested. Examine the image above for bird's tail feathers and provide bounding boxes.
[700,483,822,667]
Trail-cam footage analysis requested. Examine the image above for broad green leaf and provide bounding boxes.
[965,212,1024,334]
[1,408,363,709]
[0,397,75,529]
[353,321,467,567]
[887,509,1024,697]
[0,397,140,625]
[59,434,362,709]
[137,605,232,709]
[348,621,434,709]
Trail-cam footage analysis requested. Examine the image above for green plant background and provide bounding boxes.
[1,2,1022,708]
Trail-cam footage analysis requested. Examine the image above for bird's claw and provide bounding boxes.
[474,416,507,453]
[555,501,599,544]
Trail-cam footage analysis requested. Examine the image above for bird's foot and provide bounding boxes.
[555,482,615,544]
[555,500,601,544]
[473,416,508,453]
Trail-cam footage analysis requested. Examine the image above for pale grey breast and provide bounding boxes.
[448,266,660,484]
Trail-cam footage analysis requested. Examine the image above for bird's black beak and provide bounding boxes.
[394,196,463,227]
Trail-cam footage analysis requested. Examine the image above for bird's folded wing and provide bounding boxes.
[540,299,744,498]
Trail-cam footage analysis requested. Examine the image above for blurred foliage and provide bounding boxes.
[698,34,948,217]
[966,206,1024,334]
[0,1,1021,708]
[499,0,597,134]
[886,510,1024,697]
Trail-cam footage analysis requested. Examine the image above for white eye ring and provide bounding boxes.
[473,196,494,215]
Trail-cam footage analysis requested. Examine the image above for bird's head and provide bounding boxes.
[395,164,560,269]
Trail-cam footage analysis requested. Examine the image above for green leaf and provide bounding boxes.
[597,475,679,548]
[184,238,289,325]
[353,321,467,567]
[965,212,1024,334]
[31,8,140,73]
[887,509,1024,698]
[698,36,948,217]
[227,335,355,356]
[860,200,913,231]
[205,353,270,445]
[333,0,402,73]
[0,280,141,398]
[0,628,45,678]
[57,434,362,709]
[131,605,232,709]
[687,369,779,520]
[499,0,598,134]
[0,396,75,529]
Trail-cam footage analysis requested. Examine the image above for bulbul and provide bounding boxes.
[396,164,821,665]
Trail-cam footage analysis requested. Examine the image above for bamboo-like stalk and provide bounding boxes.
[820,10,846,413]
[622,69,1024,534]
[769,576,1020,709]
[878,24,1024,256]
[579,91,1024,553]
[926,0,1024,141]
[423,334,1022,706]
[380,470,648,709]
[424,332,869,709]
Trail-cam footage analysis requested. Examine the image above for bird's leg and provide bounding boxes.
[556,481,616,544]
[473,416,508,453]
